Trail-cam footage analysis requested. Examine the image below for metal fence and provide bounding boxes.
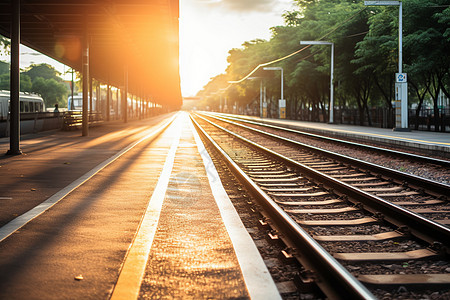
[289,107,450,132]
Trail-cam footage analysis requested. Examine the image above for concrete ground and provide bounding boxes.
[0,112,280,299]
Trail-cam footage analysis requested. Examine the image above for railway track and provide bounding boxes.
[206,112,450,167]
[191,113,450,299]
[199,112,450,225]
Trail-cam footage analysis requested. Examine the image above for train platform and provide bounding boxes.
[224,113,450,156]
[0,112,280,299]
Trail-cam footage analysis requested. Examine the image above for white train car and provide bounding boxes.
[0,91,45,121]
[0,90,54,137]
[68,93,96,111]
[0,90,45,121]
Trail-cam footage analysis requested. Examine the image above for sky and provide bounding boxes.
[0,0,295,97]
[180,0,295,96]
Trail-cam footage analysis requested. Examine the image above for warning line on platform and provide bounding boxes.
[189,119,281,300]
[0,116,176,243]
[110,120,181,300]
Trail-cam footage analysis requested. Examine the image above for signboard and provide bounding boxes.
[262,102,267,118]
[396,73,407,83]
[279,99,286,119]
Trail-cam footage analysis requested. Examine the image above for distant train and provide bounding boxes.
[0,90,45,121]
[68,93,146,118]
[67,93,97,111]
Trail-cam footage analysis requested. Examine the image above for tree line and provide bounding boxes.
[0,61,68,109]
[198,0,450,130]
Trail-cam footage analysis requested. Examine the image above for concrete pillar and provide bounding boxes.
[106,84,110,121]
[89,77,93,113]
[8,0,21,155]
[116,89,119,120]
[82,16,89,137]
[123,66,128,123]
[122,89,127,123]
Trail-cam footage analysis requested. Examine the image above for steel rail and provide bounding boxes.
[190,114,376,300]
[206,112,450,168]
[194,113,450,250]
[202,112,450,196]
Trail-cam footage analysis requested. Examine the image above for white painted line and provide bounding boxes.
[110,116,181,300]
[0,114,177,243]
[0,197,12,200]
[189,119,281,300]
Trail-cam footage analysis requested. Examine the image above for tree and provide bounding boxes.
[22,63,63,83]
[0,73,9,90]
[0,61,9,75]
[20,74,32,92]
[31,77,68,108]
[0,36,10,54]
[198,0,449,129]
[0,73,33,92]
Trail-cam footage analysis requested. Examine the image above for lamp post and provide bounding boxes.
[300,41,334,123]
[364,1,408,131]
[263,67,285,119]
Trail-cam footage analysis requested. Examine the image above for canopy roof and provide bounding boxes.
[0,0,181,107]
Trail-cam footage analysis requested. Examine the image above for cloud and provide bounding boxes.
[221,0,279,12]
[195,0,281,13]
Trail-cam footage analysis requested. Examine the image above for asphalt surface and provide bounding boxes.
[0,112,280,299]
[0,113,176,299]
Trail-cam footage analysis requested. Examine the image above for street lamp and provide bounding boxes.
[364,1,408,131]
[300,40,334,123]
[263,67,285,119]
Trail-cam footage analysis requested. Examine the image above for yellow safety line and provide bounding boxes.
[0,115,177,243]
[110,116,181,300]
[189,119,282,300]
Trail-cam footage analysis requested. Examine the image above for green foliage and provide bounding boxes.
[31,77,68,108]
[0,73,33,93]
[0,62,68,104]
[20,74,33,92]
[0,36,10,54]
[0,61,9,75]
[435,6,450,40]
[199,0,450,124]
[22,63,63,83]
[0,73,9,90]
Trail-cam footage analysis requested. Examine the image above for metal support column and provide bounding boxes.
[82,16,89,137]
[116,89,119,120]
[259,80,262,118]
[138,89,142,120]
[8,0,21,154]
[106,84,110,121]
[123,66,128,123]
[70,68,75,110]
[96,84,100,115]
[89,77,93,114]
[7,0,21,155]
[144,98,147,118]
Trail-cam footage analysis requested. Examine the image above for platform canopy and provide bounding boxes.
[0,0,181,108]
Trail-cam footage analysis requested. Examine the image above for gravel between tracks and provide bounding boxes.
[194,116,450,300]
[233,120,450,185]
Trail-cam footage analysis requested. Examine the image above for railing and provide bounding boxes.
[290,108,449,132]
[0,112,64,137]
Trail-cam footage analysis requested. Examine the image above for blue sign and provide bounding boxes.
[396,73,407,83]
